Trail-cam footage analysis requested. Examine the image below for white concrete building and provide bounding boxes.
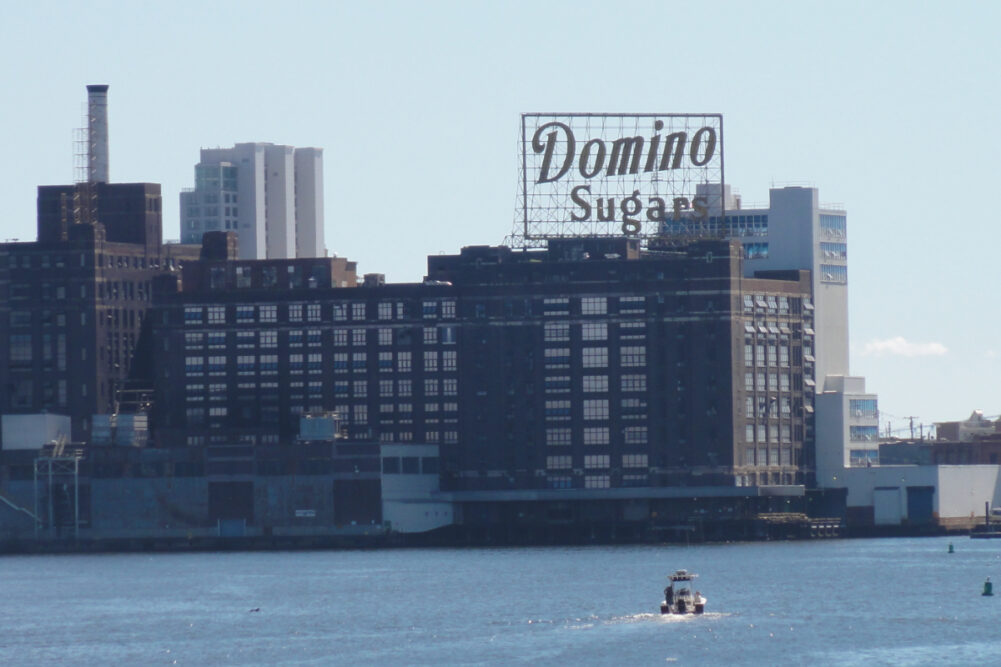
[180,143,325,260]
[838,464,1001,529]
[815,376,879,484]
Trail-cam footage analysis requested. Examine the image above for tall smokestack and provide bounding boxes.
[86,84,109,183]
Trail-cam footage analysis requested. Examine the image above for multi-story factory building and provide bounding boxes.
[151,235,815,491]
[0,86,200,445]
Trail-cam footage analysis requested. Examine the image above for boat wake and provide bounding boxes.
[607,611,730,625]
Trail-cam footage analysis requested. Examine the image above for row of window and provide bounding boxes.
[544,346,646,368]
[542,296,646,316]
[184,327,458,350]
[546,454,648,469]
[743,371,797,392]
[543,321,645,342]
[184,300,458,325]
[744,423,796,444]
[742,294,800,314]
[545,426,648,445]
[743,446,796,466]
[187,378,460,398]
[184,351,459,375]
[545,399,650,422]
[543,374,648,394]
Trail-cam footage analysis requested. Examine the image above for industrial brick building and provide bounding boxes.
[150,236,816,493]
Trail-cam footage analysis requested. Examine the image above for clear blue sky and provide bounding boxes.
[2,1,999,432]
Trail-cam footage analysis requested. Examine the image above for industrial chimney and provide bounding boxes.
[86,84,109,183]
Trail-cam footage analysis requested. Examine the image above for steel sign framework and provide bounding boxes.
[514,113,725,247]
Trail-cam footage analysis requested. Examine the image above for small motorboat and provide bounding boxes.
[660,569,706,615]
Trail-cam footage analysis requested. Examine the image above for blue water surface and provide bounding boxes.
[1,537,1000,665]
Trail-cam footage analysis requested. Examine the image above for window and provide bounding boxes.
[544,321,570,342]
[582,375,608,393]
[379,351,393,371]
[333,353,348,372]
[582,347,608,368]
[442,350,457,371]
[184,307,203,324]
[622,453,648,468]
[307,304,322,321]
[289,304,303,322]
[821,264,848,284]
[850,425,878,441]
[583,427,609,445]
[207,356,226,373]
[547,455,572,470]
[548,476,572,489]
[207,306,225,324]
[619,321,645,340]
[425,379,439,396]
[380,379,394,396]
[545,376,571,392]
[237,355,255,374]
[331,304,346,321]
[422,301,438,319]
[378,302,393,320]
[583,399,609,420]
[353,404,368,425]
[11,336,36,368]
[424,351,438,372]
[849,399,878,418]
[584,454,609,468]
[184,355,203,374]
[352,303,366,320]
[443,378,457,396]
[619,296,645,314]
[546,428,572,446]
[398,379,412,397]
[581,322,607,341]
[333,329,348,346]
[581,297,607,315]
[354,380,367,397]
[584,474,609,487]
[624,426,648,444]
[260,354,278,373]
[236,306,254,322]
[543,297,570,315]
[260,331,277,348]
[620,375,646,392]
[352,329,366,346]
[545,348,570,367]
[545,400,571,420]
[620,346,645,367]
[422,327,437,345]
[441,301,456,318]
[352,352,366,370]
[259,305,277,323]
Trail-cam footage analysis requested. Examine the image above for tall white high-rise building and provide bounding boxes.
[180,143,325,259]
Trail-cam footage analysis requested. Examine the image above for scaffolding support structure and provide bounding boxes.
[33,448,83,540]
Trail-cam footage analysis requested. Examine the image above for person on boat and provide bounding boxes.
[664,585,673,605]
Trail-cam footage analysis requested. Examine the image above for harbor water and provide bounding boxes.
[2,537,1000,665]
